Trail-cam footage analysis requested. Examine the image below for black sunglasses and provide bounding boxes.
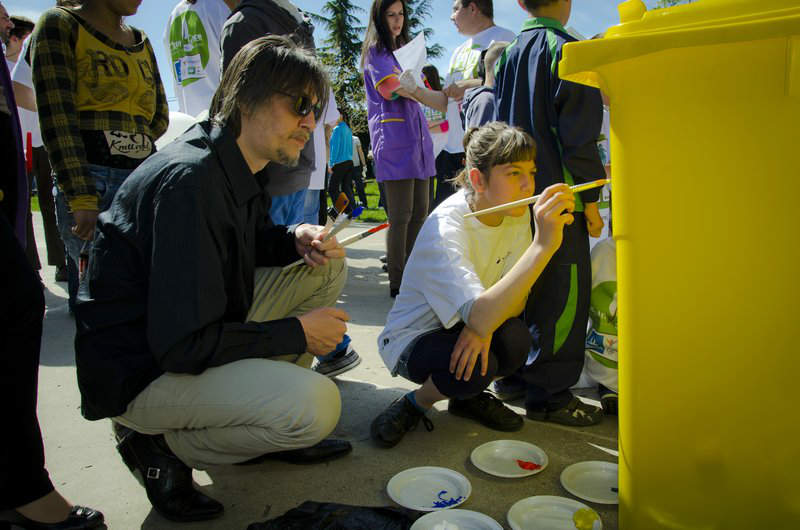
[277,91,323,121]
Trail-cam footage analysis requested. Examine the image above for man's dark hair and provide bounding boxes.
[460,0,493,19]
[210,35,329,136]
[522,0,559,10]
[361,0,411,67]
[9,16,34,40]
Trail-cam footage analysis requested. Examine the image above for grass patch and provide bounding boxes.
[325,179,387,223]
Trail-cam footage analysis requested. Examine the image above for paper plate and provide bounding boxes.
[507,496,603,530]
[410,509,503,530]
[560,461,619,504]
[387,466,471,511]
[470,440,549,478]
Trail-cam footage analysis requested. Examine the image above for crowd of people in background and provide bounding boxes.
[1,0,619,527]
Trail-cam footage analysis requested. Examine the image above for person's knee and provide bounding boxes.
[302,375,341,444]
[433,355,499,399]
[493,318,532,377]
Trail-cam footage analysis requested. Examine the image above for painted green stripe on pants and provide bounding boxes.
[553,264,578,354]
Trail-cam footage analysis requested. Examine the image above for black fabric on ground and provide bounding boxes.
[247,501,418,530]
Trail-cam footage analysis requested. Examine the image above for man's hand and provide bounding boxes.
[72,209,99,240]
[294,223,346,267]
[532,183,575,254]
[298,307,350,356]
[449,326,492,382]
[584,202,604,238]
[442,82,466,101]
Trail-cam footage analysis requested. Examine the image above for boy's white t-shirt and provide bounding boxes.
[309,89,340,191]
[378,189,532,373]
[584,237,618,392]
[443,25,515,154]
[163,0,230,117]
[9,38,43,149]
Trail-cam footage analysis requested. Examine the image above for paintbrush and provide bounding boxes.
[337,222,389,247]
[463,179,610,219]
[283,206,365,270]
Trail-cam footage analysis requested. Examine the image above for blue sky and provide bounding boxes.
[3,0,665,108]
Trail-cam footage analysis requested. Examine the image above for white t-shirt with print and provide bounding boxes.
[443,25,515,154]
[163,0,230,117]
[377,189,532,373]
[309,89,340,190]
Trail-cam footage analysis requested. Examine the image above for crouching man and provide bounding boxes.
[74,36,352,522]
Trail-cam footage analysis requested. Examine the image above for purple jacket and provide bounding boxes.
[364,47,434,182]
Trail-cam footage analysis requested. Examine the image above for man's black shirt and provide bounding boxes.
[75,121,307,420]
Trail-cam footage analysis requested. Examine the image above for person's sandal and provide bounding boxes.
[526,396,603,426]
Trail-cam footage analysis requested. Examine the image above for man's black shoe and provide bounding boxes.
[448,391,524,432]
[237,438,352,465]
[371,395,433,448]
[115,427,223,522]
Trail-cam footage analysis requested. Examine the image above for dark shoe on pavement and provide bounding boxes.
[491,376,526,402]
[389,287,399,298]
[238,438,353,466]
[448,391,524,432]
[379,255,387,263]
[382,263,388,273]
[371,395,434,448]
[526,396,603,426]
[311,342,361,377]
[599,385,618,415]
[0,506,105,529]
[115,427,223,522]
[55,264,68,282]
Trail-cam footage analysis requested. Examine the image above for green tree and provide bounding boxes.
[310,1,368,133]
[654,0,695,8]
[406,0,444,60]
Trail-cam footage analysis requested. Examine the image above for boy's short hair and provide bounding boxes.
[10,16,34,40]
[522,0,559,11]
[460,0,493,20]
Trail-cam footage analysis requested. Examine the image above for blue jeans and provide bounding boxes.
[269,188,306,226]
[55,165,132,308]
[301,188,322,225]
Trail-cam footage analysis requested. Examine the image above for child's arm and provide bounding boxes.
[465,184,576,338]
[554,73,605,237]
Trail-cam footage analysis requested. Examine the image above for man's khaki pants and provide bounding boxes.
[113,259,347,470]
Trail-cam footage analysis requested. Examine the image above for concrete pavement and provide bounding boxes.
[30,216,618,529]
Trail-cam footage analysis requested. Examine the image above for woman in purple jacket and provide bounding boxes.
[362,0,447,298]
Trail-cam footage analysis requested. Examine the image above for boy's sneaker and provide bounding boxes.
[526,396,603,427]
[448,391,523,432]
[491,376,526,402]
[599,385,618,415]
[312,340,361,377]
[371,395,434,448]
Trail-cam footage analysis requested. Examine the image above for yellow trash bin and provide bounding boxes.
[559,0,800,528]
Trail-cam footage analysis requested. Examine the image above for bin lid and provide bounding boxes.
[559,0,800,88]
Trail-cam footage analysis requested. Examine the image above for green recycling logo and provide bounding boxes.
[168,10,210,87]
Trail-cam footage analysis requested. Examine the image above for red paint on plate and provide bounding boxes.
[516,459,541,471]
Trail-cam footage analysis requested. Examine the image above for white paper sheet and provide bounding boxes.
[393,33,428,88]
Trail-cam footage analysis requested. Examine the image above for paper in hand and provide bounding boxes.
[393,33,428,89]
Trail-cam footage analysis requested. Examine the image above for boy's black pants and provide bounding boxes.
[522,211,591,410]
